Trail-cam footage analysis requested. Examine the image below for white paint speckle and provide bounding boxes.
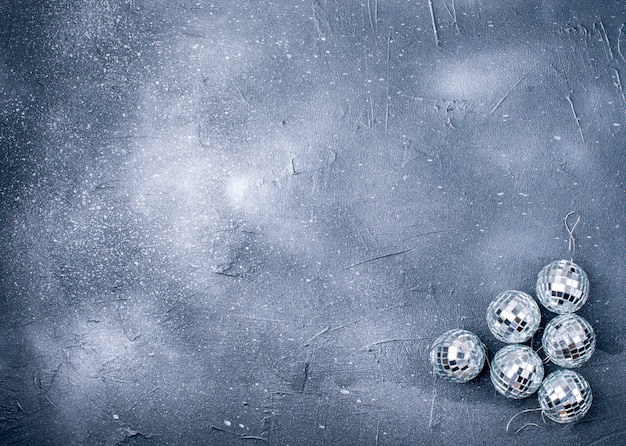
[340,389,350,395]
[553,135,561,140]
[224,420,231,427]
[113,414,119,420]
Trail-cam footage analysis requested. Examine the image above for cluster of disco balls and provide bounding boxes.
[430,259,595,424]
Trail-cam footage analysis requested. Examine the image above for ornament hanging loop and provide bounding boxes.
[505,407,546,435]
[564,211,581,262]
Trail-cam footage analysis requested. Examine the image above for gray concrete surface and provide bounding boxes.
[1,1,625,445]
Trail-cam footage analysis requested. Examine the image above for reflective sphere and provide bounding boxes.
[542,314,596,367]
[486,290,541,343]
[538,370,592,423]
[536,259,589,313]
[490,345,544,399]
[429,329,486,383]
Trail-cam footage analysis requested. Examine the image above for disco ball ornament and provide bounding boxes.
[490,345,544,399]
[542,313,596,367]
[538,370,592,423]
[429,329,486,383]
[536,259,589,314]
[486,290,541,343]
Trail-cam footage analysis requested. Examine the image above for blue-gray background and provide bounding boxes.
[1,1,624,445]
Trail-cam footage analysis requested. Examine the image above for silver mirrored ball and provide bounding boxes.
[542,313,596,367]
[430,329,486,383]
[490,345,544,399]
[486,290,541,343]
[536,259,589,313]
[538,370,592,423]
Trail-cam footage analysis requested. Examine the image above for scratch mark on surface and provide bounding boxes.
[342,248,416,271]
[490,63,537,115]
[367,90,375,129]
[385,30,392,136]
[300,362,311,394]
[362,337,425,350]
[365,227,377,249]
[375,0,379,34]
[363,46,375,129]
[198,123,209,148]
[428,0,440,47]
[367,0,375,34]
[123,387,161,415]
[311,3,324,40]
[353,106,366,132]
[173,402,183,417]
[240,436,269,442]
[408,282,436,300]
[402,229,455,243]
[618,24,626,63]
[53,192,72,206]
[165,290,203,315]
[375,418,380,446]
[598,20,615,61]
[211,425,269,442]
[357,231,369,251]
[566,93,586,145]
[401,338,412,361]
[214,270,243,278]
[235,87,250,104]
[210,425,237,434]
[613,68,626,104]
[158,315,173,324]
[233,314,286,324]
[305,326,330,346]
[452,0,459,33]
[428,388,437,430]
[310,2,329,65]
[330,302,409,332]
[441,0,460,34]
[465,399,475,442]
[385,99,390,136]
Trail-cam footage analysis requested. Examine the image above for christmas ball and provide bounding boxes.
[490,345,544,399]
[536,259,589,314]
[429,329,486,383]
[486,290,541,343]
[538,370,592,423]
[542,313,596,368]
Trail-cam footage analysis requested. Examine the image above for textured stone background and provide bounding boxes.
[1,1,624,445]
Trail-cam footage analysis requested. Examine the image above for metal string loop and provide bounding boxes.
[506,407,546,435]
[564,211,581,262]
